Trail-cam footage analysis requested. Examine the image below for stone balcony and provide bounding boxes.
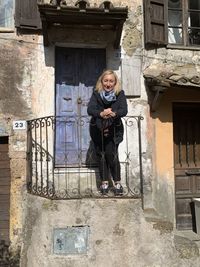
[26,115,143,199]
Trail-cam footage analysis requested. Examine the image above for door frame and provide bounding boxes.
[173,102,200,230]
[54,46,107,167]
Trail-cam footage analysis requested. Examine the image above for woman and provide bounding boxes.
[87,70,128,195]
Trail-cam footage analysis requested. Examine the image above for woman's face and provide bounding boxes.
[102,74,116,92]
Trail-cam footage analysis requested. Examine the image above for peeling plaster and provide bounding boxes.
[122,6,142,56]
[122,23,142,56]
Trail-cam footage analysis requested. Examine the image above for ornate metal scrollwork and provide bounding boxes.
[27,115,144,200]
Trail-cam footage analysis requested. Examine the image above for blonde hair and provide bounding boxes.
[95,69,121,95]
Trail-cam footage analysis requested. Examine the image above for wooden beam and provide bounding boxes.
[151,85,167,112]
[37,4,128,47]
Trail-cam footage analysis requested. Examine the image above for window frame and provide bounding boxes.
[144,0,200,48]
[0,0,14,31]
[187,0,200,46]
[168,0,200,47]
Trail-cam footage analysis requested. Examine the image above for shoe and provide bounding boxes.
[114,182,123,195]
[100,182,109,194]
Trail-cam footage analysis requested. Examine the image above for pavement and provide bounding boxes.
[144,208,200,258]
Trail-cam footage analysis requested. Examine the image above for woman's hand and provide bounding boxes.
[109,111,116,117]
[100,108,116,119]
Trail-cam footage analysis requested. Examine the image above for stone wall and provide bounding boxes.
[2,0,200,264]
[20,195,200,267]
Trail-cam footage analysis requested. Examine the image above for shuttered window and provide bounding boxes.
[144,0,200,47]
[144,0,168,46]
[15,0,41,30]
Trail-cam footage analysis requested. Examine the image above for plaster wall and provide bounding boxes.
[20,194,200,267]
[3,0,200,262]
[152,87,200,223]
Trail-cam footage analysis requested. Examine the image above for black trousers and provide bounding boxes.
[95,137,121,182]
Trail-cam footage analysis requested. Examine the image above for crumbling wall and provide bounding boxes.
[0,33,39,255]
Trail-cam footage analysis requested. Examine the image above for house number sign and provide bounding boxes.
[13,120,26,130]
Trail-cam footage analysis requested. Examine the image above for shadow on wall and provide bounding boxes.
[145,81,200,123]
[43,25,121,71]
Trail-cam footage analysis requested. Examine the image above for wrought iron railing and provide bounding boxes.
[27,115,143,199]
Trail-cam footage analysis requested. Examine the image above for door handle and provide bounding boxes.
[77,97,82,104]
[63,97,72,101]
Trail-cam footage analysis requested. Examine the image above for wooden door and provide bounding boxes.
[0,137,10,244]
[173,103,200,230]
[55,47,106,166]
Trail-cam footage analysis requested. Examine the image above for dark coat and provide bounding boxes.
[87,90,128,145]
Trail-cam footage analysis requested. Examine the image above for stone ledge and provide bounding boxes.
[174,235,199,259]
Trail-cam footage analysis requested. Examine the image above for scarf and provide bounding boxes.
[100,89,116,102]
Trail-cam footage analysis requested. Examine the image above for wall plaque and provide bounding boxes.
[53,226,89,254]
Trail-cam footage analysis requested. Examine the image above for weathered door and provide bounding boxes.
[55,47,106,166]
[0,137,10,244]
[173,103,200,230]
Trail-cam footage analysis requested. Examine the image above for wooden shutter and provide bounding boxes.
[144,0,168,46]
[15,0,41,29]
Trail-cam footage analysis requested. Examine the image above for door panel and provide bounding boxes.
[195,176,200,193]
[176,198,195,230]
[173,103,200,230]
[175,175,193,195]
[55,48,106,166]
[0,137,10,244]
